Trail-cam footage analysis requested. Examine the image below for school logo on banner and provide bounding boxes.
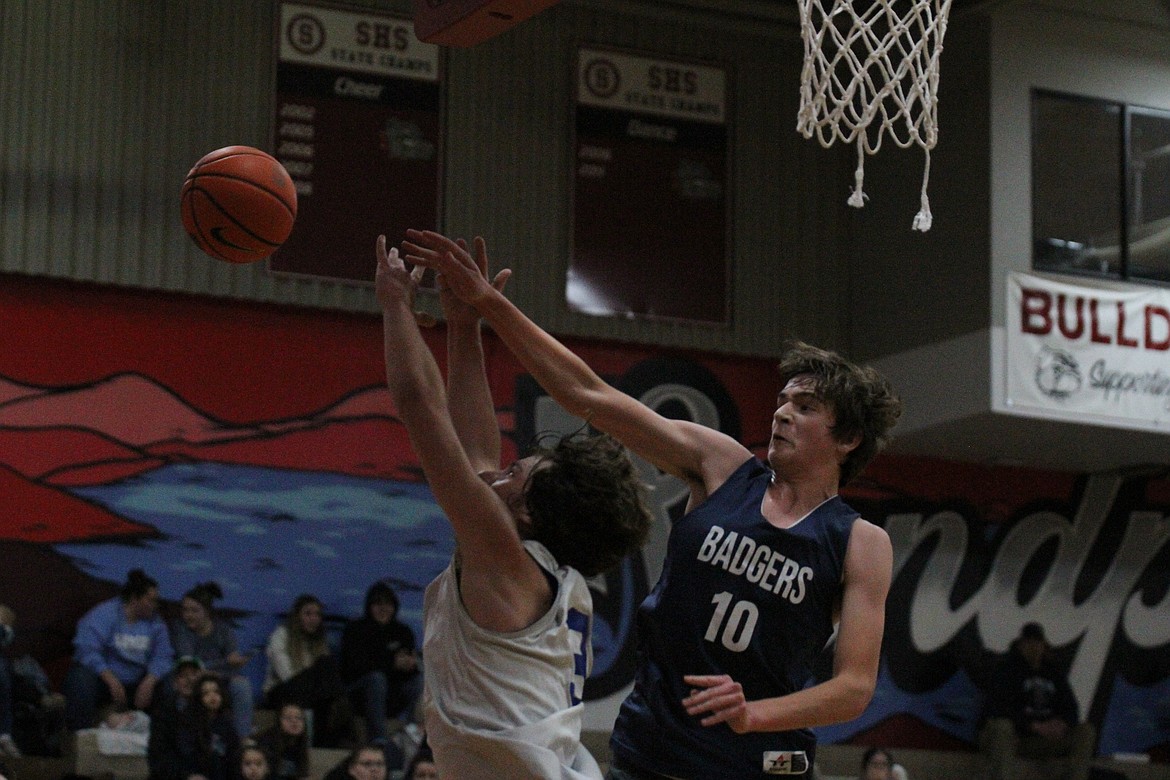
[1006,271,1170,429]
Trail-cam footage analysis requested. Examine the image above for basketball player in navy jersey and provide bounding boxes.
[403,229,902,780]
[374,236,651,780]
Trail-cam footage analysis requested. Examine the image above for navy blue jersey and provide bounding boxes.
[611,457,858,779]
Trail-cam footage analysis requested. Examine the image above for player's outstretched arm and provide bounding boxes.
[403,230,750,491]
[376,236,550,633]
[440,237,511,474]
[682,520,892,731]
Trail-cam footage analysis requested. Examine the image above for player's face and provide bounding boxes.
[768,376,855,477]
[484,455,545,527]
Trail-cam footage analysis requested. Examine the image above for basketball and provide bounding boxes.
[180,146,297,264]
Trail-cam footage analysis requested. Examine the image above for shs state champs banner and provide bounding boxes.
[1006,271,1170,430]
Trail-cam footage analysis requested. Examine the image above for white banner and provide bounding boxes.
[280,2,439,82]
[1006,271,1170,429]
[576,47,726,124]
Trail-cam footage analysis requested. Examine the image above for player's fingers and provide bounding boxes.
[492,268,511,293]
[410,263,425,283]
[682,674,729,687]
[473,236,489,274]
[406,228,461,257]
[401,241,441,263]
[700,702,746,728]
[390,246,407,270]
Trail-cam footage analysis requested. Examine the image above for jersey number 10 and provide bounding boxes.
[705,592,759,652]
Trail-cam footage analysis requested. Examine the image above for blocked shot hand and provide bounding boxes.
[435,237,510,326]
[403,229,511,311]
[682,674,751,733]
[374,235,425,313]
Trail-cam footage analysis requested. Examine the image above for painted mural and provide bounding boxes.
[0,273,1167,762]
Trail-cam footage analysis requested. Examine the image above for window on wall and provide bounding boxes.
[1032,90,1170,285]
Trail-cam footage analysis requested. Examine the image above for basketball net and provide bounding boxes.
[796,0,954,231]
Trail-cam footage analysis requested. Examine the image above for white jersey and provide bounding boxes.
[422,540,601,780]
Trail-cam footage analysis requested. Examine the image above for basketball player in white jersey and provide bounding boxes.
[374,236,651,780]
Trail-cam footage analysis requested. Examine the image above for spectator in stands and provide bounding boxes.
[254,703,310,780]
[0,604,19,758]
[172,581,255,738]
[403,742,439,780]
[323,743,388,780]
[979,622,1095,780]
[339,581,422,745]
[859,747,909,780]
[64,569,174,730]
[175,673,240,780]
[263,594,350,747]
[238,743,273,780]
[148,656,207,780]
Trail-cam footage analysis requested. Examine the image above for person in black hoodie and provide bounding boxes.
[978,622,1096,780]
[148,657,204,780]
[339,582,421,745]
[174,673,240,780]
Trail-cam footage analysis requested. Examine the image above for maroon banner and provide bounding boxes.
[571,47,731,324]
[269,2,442,283]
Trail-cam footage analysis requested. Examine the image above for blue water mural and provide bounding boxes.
[814,665,984,745]
[56,460,641,701]
[58,462,455,694]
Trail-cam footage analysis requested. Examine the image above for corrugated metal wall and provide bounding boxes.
[0,0,852,358]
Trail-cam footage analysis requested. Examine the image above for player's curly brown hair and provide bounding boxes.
[524,432,653,577]
[776,340,902,486]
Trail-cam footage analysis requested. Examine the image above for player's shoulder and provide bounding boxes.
[848,516,891,546]
[844,517,893,577]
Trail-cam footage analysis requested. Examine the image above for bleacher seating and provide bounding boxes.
[6,727,1165,780]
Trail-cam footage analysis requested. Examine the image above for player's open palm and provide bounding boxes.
[437,237,510,325]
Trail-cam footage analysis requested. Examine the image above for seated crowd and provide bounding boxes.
[0,570,429,780]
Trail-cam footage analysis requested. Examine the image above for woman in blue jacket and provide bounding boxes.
[64,569,174,729]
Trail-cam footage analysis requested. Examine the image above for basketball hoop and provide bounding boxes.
[796,0,954,231]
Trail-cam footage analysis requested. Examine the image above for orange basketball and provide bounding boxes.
[180,146,297,264]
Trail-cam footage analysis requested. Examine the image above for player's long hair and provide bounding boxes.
[776,340,902,486]
[524,432,652,578]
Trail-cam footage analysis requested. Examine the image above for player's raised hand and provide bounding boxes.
[375,234,425,311]
[403,229,510,309]
[432,237,511,327]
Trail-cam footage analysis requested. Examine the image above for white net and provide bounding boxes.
[797,0,954,231]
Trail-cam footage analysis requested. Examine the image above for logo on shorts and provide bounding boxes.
[763,751,809,775]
